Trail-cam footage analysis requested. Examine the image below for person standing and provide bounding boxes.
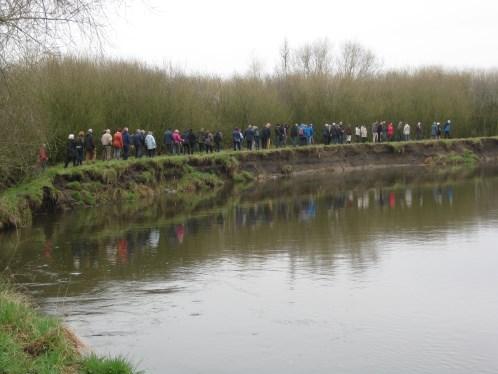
[261,123,271,149]
[112,129,123,160]
[415,122,423,140]
[38,144,48,170]
[444,120,452,138]
[431,122,438,139]
[84,129,95,161]
[122,127,130,160]
[163,129,173,154]
[134,129,144,158]
[245,125,254,150]
[145,131,157,157]
[171,129,183,154]
[214,130,223,152]
[189,129,197,155]
[205,131,214,153]
[101,129,113,161]
[338,122,345,144]
[396,122,404,141]
[376,122,383,143]
[253,126,261,150]
[290,124,299,146]
[198,128,206,153]
[322,124,331,145]
[232,128,243,151]
[403,123,411,141]
[360,125,368,143]
[387,122,394,141]
[64,134,76,168]
[355,125,361,143]
[75,131,85,166]
[345,125,352,144]
[372,122,379,143]
[182,129,192,154]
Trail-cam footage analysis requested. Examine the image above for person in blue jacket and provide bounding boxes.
[444,120,452,138]
[122,127,130,160]
[163,129,173,154]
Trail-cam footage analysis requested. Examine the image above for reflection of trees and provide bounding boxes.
[2,170,498,299]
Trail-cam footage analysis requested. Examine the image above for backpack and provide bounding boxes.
[298,127,304,136]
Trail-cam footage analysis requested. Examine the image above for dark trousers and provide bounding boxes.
[183,144,193,154]
[64,155,75,168]
[135,146,143,158]
[233,141,241,151]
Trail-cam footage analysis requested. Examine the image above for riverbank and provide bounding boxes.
[1,136,497,231]
[0,280,137,373]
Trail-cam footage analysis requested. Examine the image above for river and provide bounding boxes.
[2,167,498,373]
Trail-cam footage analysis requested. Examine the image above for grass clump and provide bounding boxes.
[80,354,139,374]
[0,281,139,374]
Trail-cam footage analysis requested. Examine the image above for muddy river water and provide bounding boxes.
[2,168,498,373]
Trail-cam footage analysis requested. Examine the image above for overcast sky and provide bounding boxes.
[98,0,498,75]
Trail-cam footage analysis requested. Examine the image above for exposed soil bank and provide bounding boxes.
[236,137,498,176]
[1,137,497,231]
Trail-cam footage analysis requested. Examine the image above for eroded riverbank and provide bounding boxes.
[1,137,497,231]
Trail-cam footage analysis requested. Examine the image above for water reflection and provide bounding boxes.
[1,167,498,373]
[2,168,497,298]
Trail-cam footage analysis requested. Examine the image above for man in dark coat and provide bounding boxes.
[84,129,95,161]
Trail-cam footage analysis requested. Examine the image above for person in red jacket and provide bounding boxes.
[171,129,184,154]
[386,122,394,141]
[38,144,48,170]
[113,129,123,160]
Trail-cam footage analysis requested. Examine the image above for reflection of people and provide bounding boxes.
[42,240,52,259]
[447,187,454,206]
[405,189,413,208]
[148,229,160,249]
[175,224,185,244]
[389,192,396,208]
[117,239,128,264]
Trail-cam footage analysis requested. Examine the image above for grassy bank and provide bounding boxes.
[0,152,252,230]
[0,280,138,373]
[1,137,498,231]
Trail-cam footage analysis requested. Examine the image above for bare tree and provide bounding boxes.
[310,38,332,75]
[337,41,380,79]
[293,43,312,75]
[0,0,110,67]
[279,38,290,76]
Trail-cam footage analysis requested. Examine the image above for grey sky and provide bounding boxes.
[100,0,498,75]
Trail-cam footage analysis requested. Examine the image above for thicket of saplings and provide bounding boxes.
[0,42,497,190]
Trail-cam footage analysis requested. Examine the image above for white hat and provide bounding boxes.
[68,134,74,140]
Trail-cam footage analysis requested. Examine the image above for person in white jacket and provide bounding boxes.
[355,126,361,143]
[403,123,411,141]
[145,131,157,158]
[101,129,113,161]
[360,125,368,143]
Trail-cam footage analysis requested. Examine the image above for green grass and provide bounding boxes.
[80,354,138,374]
[0,281,138,373]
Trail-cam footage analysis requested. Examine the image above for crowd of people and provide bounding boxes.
[55,120,453,168]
